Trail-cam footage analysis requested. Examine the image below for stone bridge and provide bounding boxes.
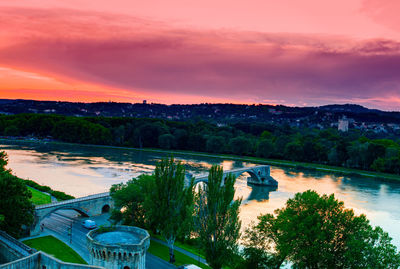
[31,192,113,236]
[190,165,278,186]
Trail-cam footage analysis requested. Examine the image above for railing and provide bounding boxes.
[35,192,110,210]
[0,230,35,256]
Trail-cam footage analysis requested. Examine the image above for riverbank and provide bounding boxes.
[1,138,400,182]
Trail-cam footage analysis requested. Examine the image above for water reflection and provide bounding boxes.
[1,140,400,248]
[246,185,277,202]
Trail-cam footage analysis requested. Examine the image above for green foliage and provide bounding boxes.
[147,239,210,268]
[4,125,19,136]
[196,165,242,269]
[284,141,303,161]
[242,190,400,268]
[229,136,252,156]
[256,139,274,158]
[23,235,87,264]
[24,179,74,201]
[0,171,34,237]
[110,174,155,229]
[0,151,8,172]
[148,158,195,263]
[158,134,177,149]
[53,118,111,144]
[27,186,51,205]
[1,113,400,175]
[206,136,226,153]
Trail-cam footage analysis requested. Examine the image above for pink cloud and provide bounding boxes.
[1,7,400,110]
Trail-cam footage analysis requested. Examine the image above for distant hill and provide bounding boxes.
[318,104,377,113]
[0,99,400,127]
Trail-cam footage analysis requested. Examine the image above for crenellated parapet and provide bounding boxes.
[86,226,150,269]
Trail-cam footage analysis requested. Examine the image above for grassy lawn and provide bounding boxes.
[27,186,51,205]
[148,239,210,269]
[23,235,87,264]
[152,234,206,259]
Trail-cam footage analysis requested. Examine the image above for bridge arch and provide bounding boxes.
[234,170,262,184]
[192,165,277,187]
[40,206,90,221]
[102,204,110,213]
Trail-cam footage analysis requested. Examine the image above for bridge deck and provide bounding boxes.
[195,165,267,180]
[35,192,110,210]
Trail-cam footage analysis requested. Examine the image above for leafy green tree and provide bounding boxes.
[196,165,242,269]
[206,136,225,153]
[0,151,8,172]
[149,158,195,263]
[134,122,168,148]
[366,143,386,168]
[0,171,34,238]
[187,133,207,152]
[112,125,126,145]
[110,175,155,229]
[229,136,252,156]
[256,139,274,158]
[242,190,400,268]
[284,141,303,161]
[173,129,188,149]
[158,134,176,149]
[0,151,34,237]
[4,125,19,136]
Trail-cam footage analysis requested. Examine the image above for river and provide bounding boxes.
[1,140,400,249]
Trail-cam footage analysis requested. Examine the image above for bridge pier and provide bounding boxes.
[193,165,278,187]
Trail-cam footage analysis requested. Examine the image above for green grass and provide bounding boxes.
[148,239,210,269]
[27,186,51,205]
[23,235,87,264]
[152,234,206,259]
[174,240,206,259]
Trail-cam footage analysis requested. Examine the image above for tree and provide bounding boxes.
[196,165,242,269]
[0,151,8,172]
[242,190,400,268]
[284,141,303,161]
[110,175,155,229]
[229,136,252,156]
[206,136,226,153]
[0,171,34,238]
[149,158,194,263]
[158,134,176,149]
[256,139,274,158]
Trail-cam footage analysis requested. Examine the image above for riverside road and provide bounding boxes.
[41,210,175,269]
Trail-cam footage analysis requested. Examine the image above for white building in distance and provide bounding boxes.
[338,116,349,132]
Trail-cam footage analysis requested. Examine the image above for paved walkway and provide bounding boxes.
[151,237,208,266]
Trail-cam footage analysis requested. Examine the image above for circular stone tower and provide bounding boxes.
[86,225,150,269]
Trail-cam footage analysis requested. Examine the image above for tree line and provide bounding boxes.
[1,113,400,175]
[110,157,400,268]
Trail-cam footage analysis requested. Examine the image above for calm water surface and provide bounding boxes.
[1,140,400,248]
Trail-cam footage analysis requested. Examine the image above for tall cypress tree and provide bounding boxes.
[150,157,194,263]
[196,165,241,269]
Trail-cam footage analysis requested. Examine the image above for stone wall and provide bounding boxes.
[0,251,104,269]
[0,231,34,265]
[87,226,150,269]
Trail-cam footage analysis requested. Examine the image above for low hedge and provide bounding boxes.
[24,179,74,201]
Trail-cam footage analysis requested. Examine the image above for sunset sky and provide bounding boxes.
[1,0,400,110]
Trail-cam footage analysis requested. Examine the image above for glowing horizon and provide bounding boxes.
[1,1,400,111]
